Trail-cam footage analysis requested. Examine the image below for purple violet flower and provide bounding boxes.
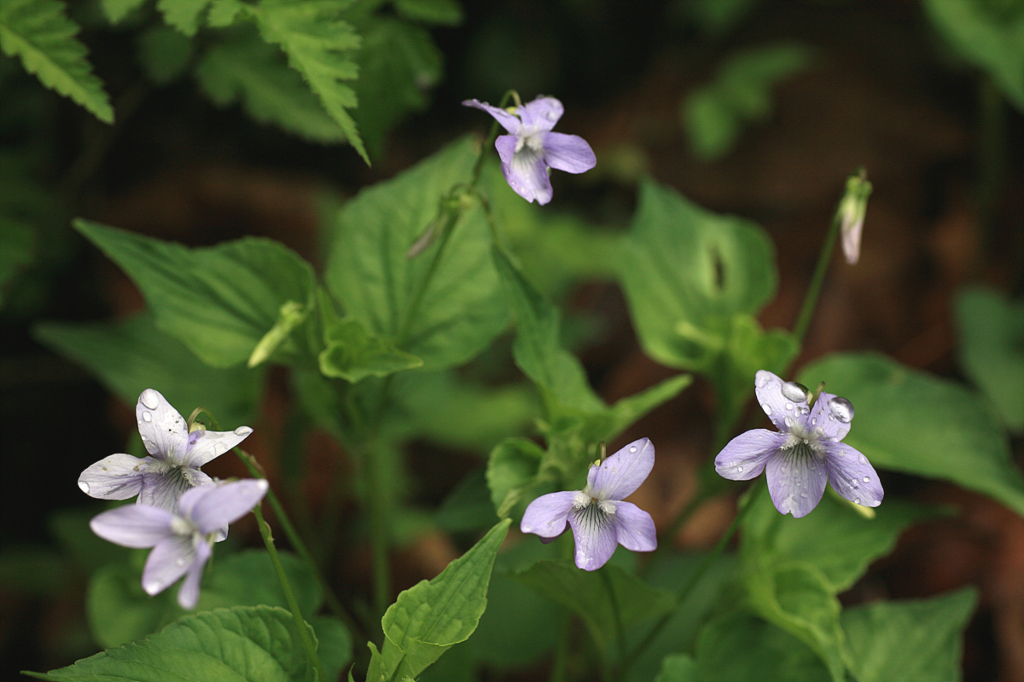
[78,389,253,515]
[463,95,596,205]
[715,370,883,518]
[521,437,657,570]
[89,479,269,609]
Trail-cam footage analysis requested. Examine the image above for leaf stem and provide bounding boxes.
[792,193,844,345]
[253,501,329,682]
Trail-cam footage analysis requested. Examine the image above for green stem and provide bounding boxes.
[792,203,843,346]
[601,567,627,677]
[624,484,763,673]
[363,440,392,624]
[235,448,361,636]
[253,501,328,682]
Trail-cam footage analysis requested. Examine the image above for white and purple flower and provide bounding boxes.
[78,389,253,514]
[521,437,657,570]
[715,370,883,518]
[463,95,596,205]
[89,479,268,609]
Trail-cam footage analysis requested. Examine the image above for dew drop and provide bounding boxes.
[737,465,744,473]
[862,476,870,483]
[175,558,186,567]
[142,411,152,423]
[144,581,161,594]
[756,371,773,388]
[828,396,854,423]
[785,402,794,411]
[234,426,253,437]
[784,416,794,428]
[629,445,638,453]
[858,455,867,465]
[762,403,773,415]
[545,110,558,121]
[78,481,91,494]
[781,381,809,403]
[140,389,160,410]
[800,492,809,498]
[213,443,227,455]
[811,418,818,426]
[854,497,861,505]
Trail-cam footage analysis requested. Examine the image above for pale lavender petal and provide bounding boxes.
[587,437,654,501]
[182,479,268,535]
[176,540,211,609]
[503,148,553,205]
[612,501,657,552]
[78,453,149,500]
[765,446,828,518]
[568,503,618,571]
[184,426,252,468]
[516,97,563,134]
[714,429,786,480]
[541,133,596,174]
[753,370,793,433]
[142,535,195,596]
[462,99,522,135]
[136,389,188,464]
[521,491,578,539]
[494,134,518,167]
[807,391,853,442]
[824,442,883,508]
[137,463,213,514]
[89,505,175,548]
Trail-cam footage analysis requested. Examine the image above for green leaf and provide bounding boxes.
[695,611,829,682]
[799,352,1024,517]
[74,219,316,368]
[742,491,937,594]
[393,0,463,25]
[324,137,509,370]
[486,437,545,518]
[620,179,778,372]
[954,286,1024,432]
[515,560,674,653]
[249,0,368,163]
[0,216,34,308]
[350,17,442,159]
[309,616,353,682]
[842,588,977,682]
[653,654,700,682]
[195,31,351,144]
[137,26,193,85]
[0,0,113,123]
[742,562,848,682]
[318,306,424,383]
[157,0,210,36]
[924,0,1024,110]
[26,606,318,682]
[682,43,812,159]
[372,519,511,681]
[34,313,263,427]
[101,0,147,23]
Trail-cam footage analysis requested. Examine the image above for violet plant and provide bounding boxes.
[3,2,1022,682]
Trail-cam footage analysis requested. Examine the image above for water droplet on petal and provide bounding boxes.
[762,403,772,415]
[785,402,793,411]
[784,416,794,428]
[234,426,252,437]
[629,445,638,453]
[175,558,186,566]
[142,411,152,423]
[862,476,870,483]
[781,381,809,403]
[854,497,861,504]
[213,443,226,455]
[144,581,161,594]
[800,492,809,498]
[78,481,90,494]
[828,396,854,423]
[140,389,160,410]
[859,455,867,464]
[737,465,744,473]
[811,418,818,426]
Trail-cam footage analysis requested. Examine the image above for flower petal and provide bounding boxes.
[78,453,149,500]
[176,540,211,609]
[181,479,268,535]
[136,389,188,464]
[764,445,828,518]
[807,391,852,442]
[142,535,195,596]
[462,99,521,135]
[502,148,553,204]
[521,491,578,539]
[612,501,657,552]
[516,97,563,134]
[568,503,618,571]
[824,442,883,508]
[494,134,518,167]
[137,463,213,514]
[754,370,797,433]
[714,429,786,480]
[541,133,596,174]
[89,504,175,548]
[185,426,252,468]
[588,437,655,501]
